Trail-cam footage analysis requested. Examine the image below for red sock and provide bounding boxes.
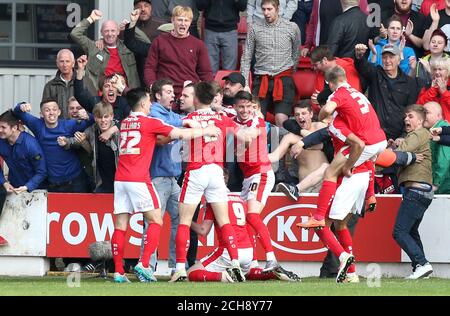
[315,226,345,258]
[315,180,336,220]
[111,229,126,275]
[366,161,375,198]
[175,224,190,264]
[140,223,161,268]
[246,224,258,260]
[188,269,222,282]
[246,267,277,280]
[220,223,239,260]
[336,228,355,273]
[246,213,274,253]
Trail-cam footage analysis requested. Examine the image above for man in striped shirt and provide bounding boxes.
[241,0,301,127]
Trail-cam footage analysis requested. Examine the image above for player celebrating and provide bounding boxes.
[299,116,369,282]
[111,87,220,283]
[231,91,280,271]
[299,66,386,229]
[171,82,256,282]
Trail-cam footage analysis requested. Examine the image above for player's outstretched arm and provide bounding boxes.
[169,125,220,140]
[156,135,172,145]
[318,101,337,122]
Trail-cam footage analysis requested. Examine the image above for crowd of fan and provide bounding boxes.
[1,0,450,276]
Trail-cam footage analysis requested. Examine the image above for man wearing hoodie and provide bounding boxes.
[309,46,362,112]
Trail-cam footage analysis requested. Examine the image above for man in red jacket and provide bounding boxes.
[309,46,362,113]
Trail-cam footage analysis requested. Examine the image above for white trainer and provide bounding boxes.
[405,263,433,280]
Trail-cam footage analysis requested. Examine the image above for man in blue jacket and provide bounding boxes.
[0,110,47,246]
[139,79,184,278]
[13,99,94,193]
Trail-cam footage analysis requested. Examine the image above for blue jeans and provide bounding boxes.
[291,0,313,45]
[141,176,180,270]
[204,29,238,74]
[392,188,433,267]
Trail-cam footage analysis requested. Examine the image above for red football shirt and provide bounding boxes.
[222,106,237,119]
[115,112,173,182]
[329,114,352,155]
[234,117,272,178]
[330,83,385,145]
[183,109,238,171]
[205,193,252,249]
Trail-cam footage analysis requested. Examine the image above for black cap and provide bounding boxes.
[134,0,151,6]
[223,72,245,87]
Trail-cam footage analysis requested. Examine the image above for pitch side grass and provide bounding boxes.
[0,276,449,296]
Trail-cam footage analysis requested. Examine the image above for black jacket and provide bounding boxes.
[355,57,421,140]
[196,0,247,32]
[327,6,371,58]
[74,78,131,125]
[123,25,151,87]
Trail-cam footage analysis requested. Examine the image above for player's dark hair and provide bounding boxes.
[194,81,216,105]
[126,87,151,111]
[234,90,253,103]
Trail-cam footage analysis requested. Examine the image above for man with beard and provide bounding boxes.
[222,72,246,108]
[217,73,246,192]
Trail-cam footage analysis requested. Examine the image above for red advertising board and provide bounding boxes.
[47,193,402,262]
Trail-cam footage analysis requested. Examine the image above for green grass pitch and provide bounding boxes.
[1,275,450,296]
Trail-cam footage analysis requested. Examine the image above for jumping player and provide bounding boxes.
[299,66,386,229]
